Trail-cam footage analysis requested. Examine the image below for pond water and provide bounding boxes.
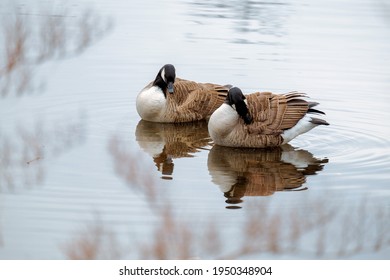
[0,0,390,259]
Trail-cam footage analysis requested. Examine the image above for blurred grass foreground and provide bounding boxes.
[0,3,111,191]
[59,135,390,260]
[0,3,112,97]
[1,1,390,260]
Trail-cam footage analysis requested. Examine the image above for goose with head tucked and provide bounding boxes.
[136,64,230,123]
[208,87,329,148]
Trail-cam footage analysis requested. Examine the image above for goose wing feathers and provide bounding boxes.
[246,91,309,135]
[166,78,229,121]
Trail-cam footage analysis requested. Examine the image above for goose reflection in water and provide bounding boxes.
[135,120,210,179]
[208,145,328,209]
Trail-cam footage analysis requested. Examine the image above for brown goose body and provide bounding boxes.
[136,64,229,123]
[208,144,328,203]
[208,88,329,148]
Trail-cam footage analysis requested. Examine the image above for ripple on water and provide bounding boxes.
[294,117,390,183]
[40,90,136,139]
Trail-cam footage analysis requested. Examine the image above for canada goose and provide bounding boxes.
[136,64,230,123]
[208,87,329,148]
[135,120,210,179]
[207,144,328,206]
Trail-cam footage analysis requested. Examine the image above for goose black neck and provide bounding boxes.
[235,101,253,124]
[153,73,168,97]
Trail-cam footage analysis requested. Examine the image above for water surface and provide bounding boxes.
[0,0,390,259]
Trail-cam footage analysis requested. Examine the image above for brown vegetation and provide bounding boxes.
[61,216,122,260]
[61,134,390,259]
[0,4,111,190]
[0,116,85,191]
[0,4,112,97]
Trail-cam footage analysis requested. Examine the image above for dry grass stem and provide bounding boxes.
[61,135,390,260]
[0,5,112,97]
[0,116,85,191]
[62,217,122,260]
[108,135,159,205]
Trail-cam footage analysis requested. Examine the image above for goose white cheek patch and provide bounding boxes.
[161,68,166,83]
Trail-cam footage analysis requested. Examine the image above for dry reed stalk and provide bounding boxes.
[0,5,112,97]
[107,135,158,205]
[0,117,85,191]
[62,217,122,260]
[61,134,390,260]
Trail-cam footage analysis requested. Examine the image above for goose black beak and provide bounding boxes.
[167,82,174,94]
[244,113,253,125]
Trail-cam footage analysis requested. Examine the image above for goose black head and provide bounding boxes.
[153,64,176,95]
[226,87,253,124]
